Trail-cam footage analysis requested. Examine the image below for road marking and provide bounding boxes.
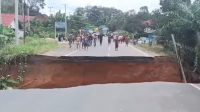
[190,84,200,91]
[130,45,150,57]
[65,50,79,56]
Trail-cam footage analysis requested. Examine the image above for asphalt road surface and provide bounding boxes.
[0,83,200,112]
[1,37,200,112]
[65,37,149,57]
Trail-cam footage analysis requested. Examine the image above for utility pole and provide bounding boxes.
[0,0,2,25]
[27,5,30,31]
[63,4,68,38]
[171,34,187,83]
[26,0,30,32]
[23,0,26,44]
[15,0,19,45]
[48,7,53,16]
[68,12,70,31]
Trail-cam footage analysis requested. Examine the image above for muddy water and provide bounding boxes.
[3,55,189,89]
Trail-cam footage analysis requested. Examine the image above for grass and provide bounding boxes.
[0,37,59,90]
[0,37,59,60]
[137,43,167,56]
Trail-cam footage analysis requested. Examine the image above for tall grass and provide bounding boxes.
[0,37,59,61]
[137,43,167,56]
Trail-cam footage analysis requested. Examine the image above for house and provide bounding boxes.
[144,28,156,33]
[142,20,153,26]
[1,13,47,38]
[142,20,156,41]
[34,13,47,22]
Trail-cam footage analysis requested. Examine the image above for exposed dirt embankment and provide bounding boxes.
[2,55,188,89]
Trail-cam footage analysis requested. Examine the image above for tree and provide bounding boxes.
[27,0,45,15]
[139,6,149,13]
[151,9,164,29]
[68,15,87,31]
[74,7,85,16]
[1,0,45,15]
[2,0,15,13]
[107,12,125,31]
[158,0,200,73]
[84,6,122,26]
[137,6,150,21]
[123,10,144,33]
[160,0,191,13]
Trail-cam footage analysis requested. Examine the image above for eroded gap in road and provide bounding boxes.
[4,55,200,89]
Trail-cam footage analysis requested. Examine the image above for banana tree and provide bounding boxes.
[0,75,19,90]
[0,25,15,48]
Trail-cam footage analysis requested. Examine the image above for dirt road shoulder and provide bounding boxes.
[42,42,77,56]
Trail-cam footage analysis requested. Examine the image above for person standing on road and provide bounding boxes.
[86,37,89,50]
[81,34,85,49]
[97,33,100,42]
[82,36,88,50]
[99,32,104,46]
[72,34,75,44]
[89,33,93,46]
[93,34,97,47]
[76,35,81,49]
[68,34,73,48]
[108,34,111,45]
[115,36,119,51]
[125,36,130,47]
[113,35,116,43]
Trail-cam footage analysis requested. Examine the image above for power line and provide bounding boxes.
[48,7,53,15]
[15,0,19,45]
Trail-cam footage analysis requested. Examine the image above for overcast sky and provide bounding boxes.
[41,0,161,15]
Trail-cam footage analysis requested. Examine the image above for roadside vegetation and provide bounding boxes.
[137,43,167,56]
[0,26,59,90]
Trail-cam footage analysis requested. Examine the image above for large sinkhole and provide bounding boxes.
[6,55,200,89]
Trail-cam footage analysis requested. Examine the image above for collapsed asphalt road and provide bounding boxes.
[1,36,200,112]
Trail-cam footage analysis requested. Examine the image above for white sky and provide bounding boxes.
[41,0,161,15]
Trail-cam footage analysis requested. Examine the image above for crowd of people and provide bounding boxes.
[110,34,131,51]
[67,32,131,51]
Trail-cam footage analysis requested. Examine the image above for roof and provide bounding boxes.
[142,20,154,26]
[0,82,199,112]
[35,13,47,22]
[2,13,14,26]
[2,13,36,26]
[18,15,36,22]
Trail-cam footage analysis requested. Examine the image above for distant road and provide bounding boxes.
[66,36,150,57]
